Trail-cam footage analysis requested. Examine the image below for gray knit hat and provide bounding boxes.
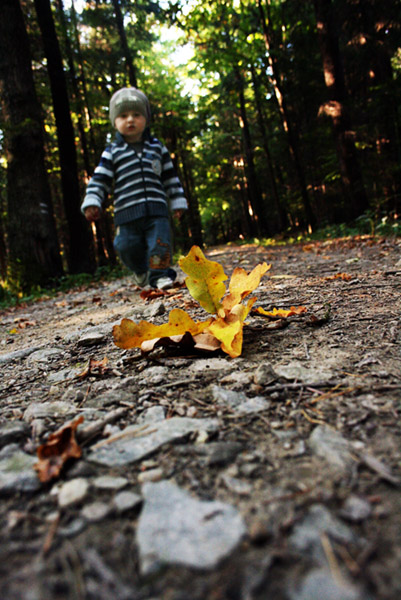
[109,88,151,127]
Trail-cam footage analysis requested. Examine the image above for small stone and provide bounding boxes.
[77,331,107,346]
[113,491,142,513]
[23,401,75,422]
[137,406,166,424]
[290,568,363,600]
[93,475,128,490]
[220,474,252,495]
[339,496,372,522]
[0,422,29,449]
[28,348,63,362]
[143,301,165,318]
[136,480,246,573]
[0,450,41,494]
[308,425,355,474]
[254,363,278,385]
[58,478,89,508]
[81,501,110,522]
[138,468,164,483]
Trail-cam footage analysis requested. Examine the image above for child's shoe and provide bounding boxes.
[155,276,174,290]
[132,272,149,287]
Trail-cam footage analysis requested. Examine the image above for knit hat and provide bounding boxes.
[109,88,151,127]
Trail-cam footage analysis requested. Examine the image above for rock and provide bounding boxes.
[220,474,252,495]
[113,491,142,513]
[28,348,63,362]
[254,363,278,385]
[0,346,43,365]
[289,568,363,600]
[93,475,128,491]
[77,331,108,346]
[274,361,332,384]
[58,478,89,508]
[143,301,165,318]
[81,501,110,522]
[142,366,169,385]
[194,441,243,466]
[0,421,29,449]
[339,495,372,522]
[188,358,235,373]
[289,504,355,564]
[210,385,270,415]
[136,480,246,573]
[137,468,164,483]
[88,417,219,467]
[308,425,355,474]
[137,406,166,424]
[23,401,76,422]
[0,450,41,494]
[47,367,83,384]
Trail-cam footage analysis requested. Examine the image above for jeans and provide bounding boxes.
[113,217,174,286]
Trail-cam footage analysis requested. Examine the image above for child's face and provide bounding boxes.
[115,110,147,142]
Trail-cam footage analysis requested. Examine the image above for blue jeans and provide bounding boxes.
[113,217,174,286]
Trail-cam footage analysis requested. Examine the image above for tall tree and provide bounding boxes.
[313,0,369,219]
[111,0,138,87]
[33,0,95,274]
[0,0,63,291]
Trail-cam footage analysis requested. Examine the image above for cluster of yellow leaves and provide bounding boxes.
[113,246,270,358]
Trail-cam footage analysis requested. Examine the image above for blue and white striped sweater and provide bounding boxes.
[81,133,187,225]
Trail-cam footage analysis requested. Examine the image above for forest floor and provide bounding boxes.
[0,236,400,600]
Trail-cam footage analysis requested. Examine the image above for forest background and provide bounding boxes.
[0,0,400,297]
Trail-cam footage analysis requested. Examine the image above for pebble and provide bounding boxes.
[113,491,142,513]
[136,480,246,573]
[137,406,166,424]
[58,478,89,508]
[88,416,219,467]
[253,363,278,385]
[137,468,164,483]
[290,567,363,600]
[28,348,63,362]
[308,425,355,474]
[0,422,29,449]
[81,501,110,522]
[93,475,128,490]
[209,385,270,415]
[339,495,372,522]
[0,450,41,494]
[23,401,75,422]
[77,331,108,346]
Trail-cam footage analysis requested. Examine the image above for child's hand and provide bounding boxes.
[84,206,100,222]
[173,209,184,220]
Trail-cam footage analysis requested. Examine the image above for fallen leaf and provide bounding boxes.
[208,298,256,358]
[77,357,109,379]
[179,245,227,314]
[222,263,271,313]
[34,416,84,482]
[141,330,220,355]
[255,306,307,319]
[324,273,353,281]
[113,308,213,349]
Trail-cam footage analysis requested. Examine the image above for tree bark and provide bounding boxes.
[257,0,316,230]
[111,0,138,87]
[313,0,369,219]
[34,0,95,274]
[0,0,63,291]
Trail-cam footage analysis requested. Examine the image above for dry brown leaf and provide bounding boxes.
[34,416,84,482]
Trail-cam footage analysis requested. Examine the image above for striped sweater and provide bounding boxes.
[82,132,187,225]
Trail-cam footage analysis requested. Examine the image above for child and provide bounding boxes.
[81,87,187,289]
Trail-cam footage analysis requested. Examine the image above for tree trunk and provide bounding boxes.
[313,0,369,219]
[235,67,268,237]
[250,64,288,231]
[34,0,95,274]
[111,0,138,87]
[257,0,316,230]
[0,0,63,291]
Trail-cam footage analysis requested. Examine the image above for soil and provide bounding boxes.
[0,236,400,600]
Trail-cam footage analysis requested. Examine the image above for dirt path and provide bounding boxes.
[0,237,400,600]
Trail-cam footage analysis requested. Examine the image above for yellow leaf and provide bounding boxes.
[256,306,307,318]
[222,263,271,312]
[208,298,256,358]
[178,246,227,314]
[113,308,212,349]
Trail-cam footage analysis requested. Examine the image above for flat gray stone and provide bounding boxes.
[28,348,63,362]
[0,346,43,365]
[77,331,108,346]
[0,450,41,494]
[88,417,219,467]
[136,480,246,573]
[93,475,128,490]
[289,504,355,563]
[0,422,29,449]
[23,401,76,422]
[47,367,83,384]
[137,406,166,424]
[81,501,110,522]
[189,358,235,373]
[309,425,355,473]
[290,568,363,600]
[210,385,270,415]
[58,478,89,508]
[113,491,142,513]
